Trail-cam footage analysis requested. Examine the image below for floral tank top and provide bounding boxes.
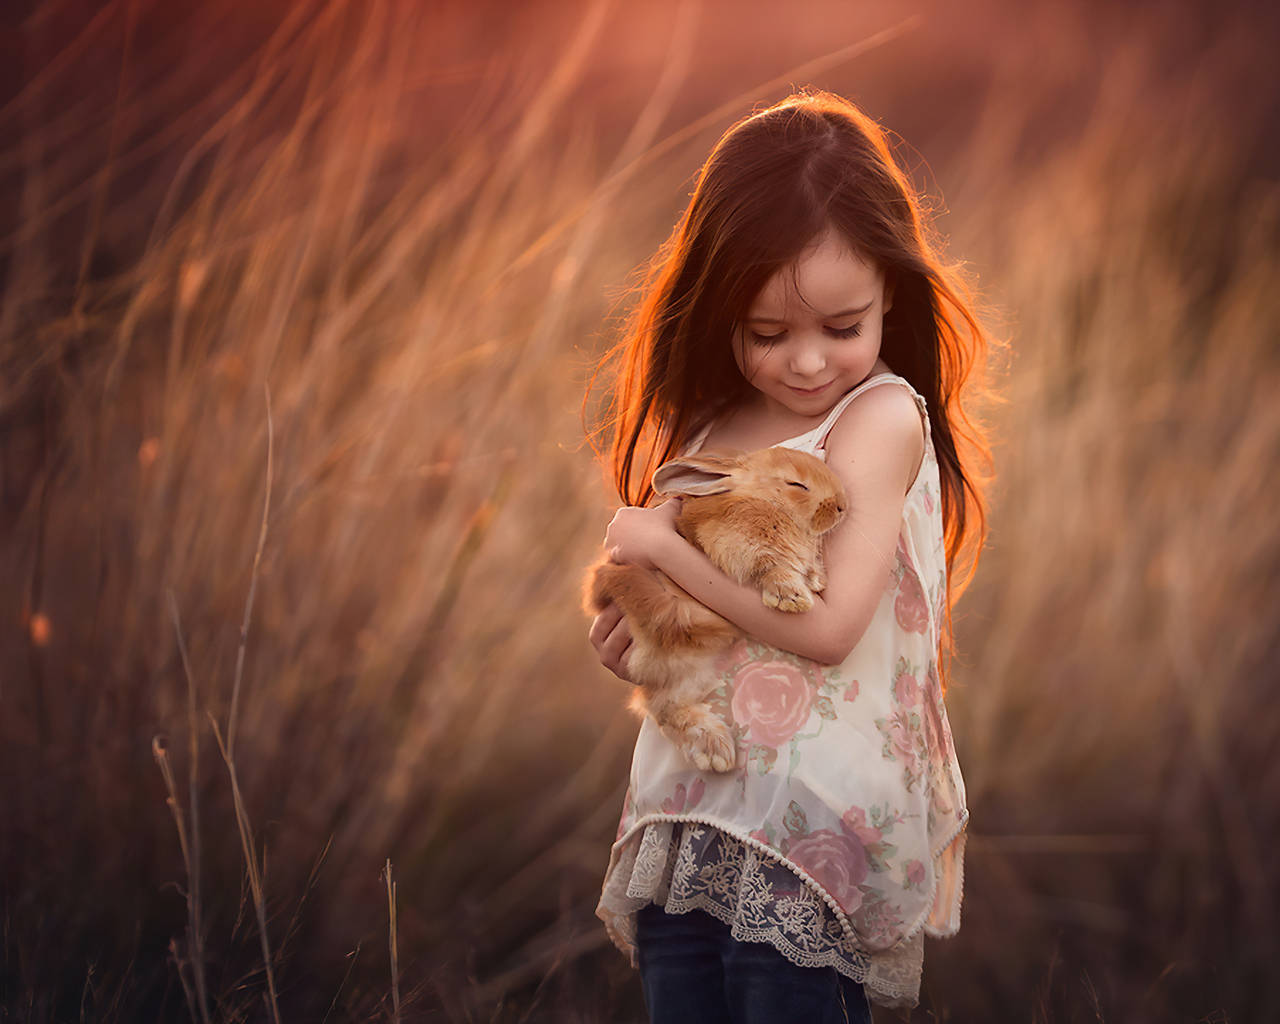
[596,373,968,1008]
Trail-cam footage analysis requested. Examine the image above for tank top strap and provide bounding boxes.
[814,373,930,451]
[682,421,714,456]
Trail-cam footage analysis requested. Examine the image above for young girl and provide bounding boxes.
[588,90,992,1020]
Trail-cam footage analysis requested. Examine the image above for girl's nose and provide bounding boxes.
[788,338,826,377]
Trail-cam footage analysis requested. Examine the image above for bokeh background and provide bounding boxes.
[2,0,1277,1020]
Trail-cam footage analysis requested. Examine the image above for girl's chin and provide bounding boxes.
[778,382,838,408]
[770,395,834,418]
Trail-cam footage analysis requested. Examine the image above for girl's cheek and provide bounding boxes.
[743,346,774,373]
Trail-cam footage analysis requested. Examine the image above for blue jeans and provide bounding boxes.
[636,903,873,1024]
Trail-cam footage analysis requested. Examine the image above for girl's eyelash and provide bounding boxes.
[746,323,863,344]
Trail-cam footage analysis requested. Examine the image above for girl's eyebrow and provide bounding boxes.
[744,300,874,324]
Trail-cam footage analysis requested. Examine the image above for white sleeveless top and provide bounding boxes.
[596,374,968,1008]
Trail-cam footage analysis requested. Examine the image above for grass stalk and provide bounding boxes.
[383,860,401,1024]
[152,733,211,1024]
[210,715,282,1024]
[227,381,274,759]
[166,590,212,1024]
[321,942,361,1024]
[169,939,198,1024]
[205,380,281,1023]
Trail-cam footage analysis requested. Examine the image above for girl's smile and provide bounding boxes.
[787,380,834,397]
[733,227,893,421]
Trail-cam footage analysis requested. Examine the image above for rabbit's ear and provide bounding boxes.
[653,456,735,496]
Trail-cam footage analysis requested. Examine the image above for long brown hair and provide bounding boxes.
[588,90,995,658]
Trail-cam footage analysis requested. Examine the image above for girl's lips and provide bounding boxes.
[788,381,832,396]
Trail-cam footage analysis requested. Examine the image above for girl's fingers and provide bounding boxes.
[589,604,624,648]
[589,606,634,683]
[606,620,634,682]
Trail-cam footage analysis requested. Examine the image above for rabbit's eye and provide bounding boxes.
[786,481,809,491]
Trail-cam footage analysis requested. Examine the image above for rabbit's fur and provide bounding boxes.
[585,446,847,773]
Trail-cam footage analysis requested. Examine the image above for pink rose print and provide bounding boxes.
[788,829,868,914]
[842,678,861,703]
[905,859,926,889]
[888,711,918,762]
[921,677,953,762]
[660,777,706,814]
[894,567,930,634]
[840,806,884,849]
[923,487,934,514]
[731,661,814,748]
[877,709,924,790]
[851,890,909,951]
[893,670,921,707]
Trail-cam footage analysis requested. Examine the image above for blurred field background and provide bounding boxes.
[2,0,1277,1020]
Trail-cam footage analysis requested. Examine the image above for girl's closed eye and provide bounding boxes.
[745,323,863,344]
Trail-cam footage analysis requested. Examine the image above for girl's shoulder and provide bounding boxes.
[823,377,928,493]
[825,375,926,442]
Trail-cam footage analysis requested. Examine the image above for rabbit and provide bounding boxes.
[585,446,847,773]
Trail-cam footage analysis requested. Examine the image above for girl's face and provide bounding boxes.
[733,227,891,419]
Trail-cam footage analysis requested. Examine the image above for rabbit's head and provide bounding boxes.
[653,447,847,535]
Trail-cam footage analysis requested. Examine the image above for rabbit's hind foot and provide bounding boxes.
[682,713,736,774]
[658,702,737,774]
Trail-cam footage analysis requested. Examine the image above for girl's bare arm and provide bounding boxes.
[605,386,924,665]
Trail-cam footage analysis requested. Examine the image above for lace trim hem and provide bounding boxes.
[598,812,967,1008]
[598,820,927,1007]
[659,892,920,1008]
[613,809,968,950]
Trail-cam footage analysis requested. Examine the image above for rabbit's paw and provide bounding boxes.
[762,579,814,613]
[685,718,736,774]
[805,565,826,593]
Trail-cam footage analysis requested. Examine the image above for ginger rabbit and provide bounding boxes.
[586,446,847,773]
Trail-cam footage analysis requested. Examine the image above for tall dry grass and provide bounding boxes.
[1,1,1276,1021]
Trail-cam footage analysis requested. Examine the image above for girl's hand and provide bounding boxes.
[604,499,682,569]
[588,602,635,683]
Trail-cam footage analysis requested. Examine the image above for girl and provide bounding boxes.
[588,90,992,1021]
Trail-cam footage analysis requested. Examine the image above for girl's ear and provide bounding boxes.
[652,455,736,497]
[883,273,895,315]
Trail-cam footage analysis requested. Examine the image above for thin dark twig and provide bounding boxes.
[228,380,274,757]
[210,715,282,1024]
[384,860,401,1024]
[206,381,281,1023]
[321,942,361,1024]
[167,589,211,1024]
[153,738,208,1024]
[169,940,197,1024]
[78,961,95,1024]
[275,834,334,971]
